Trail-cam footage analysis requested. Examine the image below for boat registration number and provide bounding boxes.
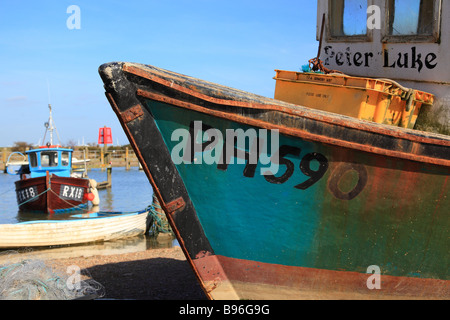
[59,185,84,202]
[17,186,39,204]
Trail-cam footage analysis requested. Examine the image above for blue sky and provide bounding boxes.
[0,0,318,147]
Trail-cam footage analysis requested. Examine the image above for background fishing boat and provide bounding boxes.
[98,0,449,300]
[10,104,99,213]
[0,209,150,248]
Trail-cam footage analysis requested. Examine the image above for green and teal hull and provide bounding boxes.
[99,62,449,299]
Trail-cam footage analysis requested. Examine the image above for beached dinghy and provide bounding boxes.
[0,209,150,248]
[98,1,449,300]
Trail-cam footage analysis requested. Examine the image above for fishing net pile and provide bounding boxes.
[0,251,105,300]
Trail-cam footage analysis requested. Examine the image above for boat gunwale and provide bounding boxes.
[122,63,450,147]
[108,62,449,167]
[136,89,449,167]
[12,210,148,225]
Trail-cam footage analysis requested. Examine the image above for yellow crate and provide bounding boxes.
[274,70,434,129]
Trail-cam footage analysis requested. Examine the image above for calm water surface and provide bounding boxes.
[0,167,179,256]
[0,167,154,224]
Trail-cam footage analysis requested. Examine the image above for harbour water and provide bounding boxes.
[0,167,154,223]
[0,167,177,255]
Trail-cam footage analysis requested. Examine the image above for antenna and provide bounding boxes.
[47,78,51,105]
[42,81,62,146]
[48,103,54,145]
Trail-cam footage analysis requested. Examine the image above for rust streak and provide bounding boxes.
[165,197,186,215]
[121,104,144,123]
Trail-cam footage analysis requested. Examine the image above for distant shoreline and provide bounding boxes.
[1,146,140,172]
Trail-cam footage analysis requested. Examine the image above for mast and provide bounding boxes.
[43,103,61,146]
[48,103,54,145]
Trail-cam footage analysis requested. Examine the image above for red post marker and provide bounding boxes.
[98,126,113,145]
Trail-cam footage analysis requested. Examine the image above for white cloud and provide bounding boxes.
[6,96,27,102]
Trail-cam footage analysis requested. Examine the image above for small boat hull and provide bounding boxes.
[0,210,150,248]
[15,173,90,213]
[99,62,450,300]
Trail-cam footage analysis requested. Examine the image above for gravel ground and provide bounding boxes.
[49,246,208,300]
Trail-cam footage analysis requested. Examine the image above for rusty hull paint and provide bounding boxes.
[193,255,449,300]
[99,62,450,300]
[143,100,449,299]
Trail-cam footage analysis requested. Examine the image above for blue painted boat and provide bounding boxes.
[11,104,96,214]
[99,62,449,300]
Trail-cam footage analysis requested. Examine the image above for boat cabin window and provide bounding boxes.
[329,0,370,41]
[384,0,441,42]
[40,151,58,167]
[61,151,70,166]
[29,152,38,168]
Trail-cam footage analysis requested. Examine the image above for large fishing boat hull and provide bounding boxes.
[0,210,150,248]
[99,62,449,300]
[15,173,90,213]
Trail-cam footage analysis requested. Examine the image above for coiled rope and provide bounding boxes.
[147,194,173,236]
